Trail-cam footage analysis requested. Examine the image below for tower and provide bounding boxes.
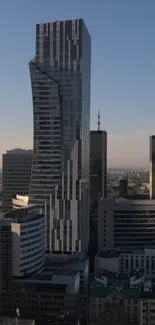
[90,112,107,200]
[29,19,91,252]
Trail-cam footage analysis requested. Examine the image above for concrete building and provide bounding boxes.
[44,252,89,292]
[89,271,141,324]
[0,207,88,318]
[98,199,155,250]
[0,205,45,278]
[2,149,32,212]
[90,129,107,200]
[29,19,91,252]
[150,135,155,199]
[140,298,155,325]
[95,248,155,279]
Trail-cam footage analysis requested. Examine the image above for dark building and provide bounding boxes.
[90,129,107,200]
[119,179,128,197]
[89,119,107,270]
[2,149,32,212]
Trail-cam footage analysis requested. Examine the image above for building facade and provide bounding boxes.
[0,205,45,278]
[89,273,140,324]
[90,130,107,200]
[98,199,155,250]
[29,19,91,252]
[119,179,128,198]
[95,248,155,279]
[2,149,32,212]
[150,135,155,199]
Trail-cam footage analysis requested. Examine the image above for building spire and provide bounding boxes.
[97,110,101,131]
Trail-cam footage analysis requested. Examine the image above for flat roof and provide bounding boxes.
[90,281,140,299]
[0,319,35,325]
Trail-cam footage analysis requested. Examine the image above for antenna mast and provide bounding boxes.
[97,110,101,131]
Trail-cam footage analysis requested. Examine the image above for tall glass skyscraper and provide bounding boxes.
[29,19,91,252]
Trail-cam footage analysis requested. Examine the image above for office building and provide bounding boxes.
[29,19,91,252]
[0,205,45,279]
[44,251,89,292]
[89,271,141,324]
[0,206,88,318]
[150,135,155,199]
[2,149,32,212]
[90,122,107,200]
[95,248,155,278]
[98,199,155,250]
[119,179,128,197]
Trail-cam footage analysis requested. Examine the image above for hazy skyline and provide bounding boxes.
[0,0,155,167]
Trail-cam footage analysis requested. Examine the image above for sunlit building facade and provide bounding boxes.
[29,19,91,252]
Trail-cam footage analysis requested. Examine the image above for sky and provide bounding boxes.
[0,0,155,168]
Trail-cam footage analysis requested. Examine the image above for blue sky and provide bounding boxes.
[0,0,155,167]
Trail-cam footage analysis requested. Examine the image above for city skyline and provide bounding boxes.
[0,0,155,168]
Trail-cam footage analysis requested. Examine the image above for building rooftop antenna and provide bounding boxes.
[97,110,101,131]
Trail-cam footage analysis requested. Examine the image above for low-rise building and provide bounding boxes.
[44,252,89,292]
[89,272,140,324]
[95,248,155,279]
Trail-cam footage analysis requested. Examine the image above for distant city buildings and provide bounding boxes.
[29,19,91,252]
[2,149,32,212]
[98,199,155,250]
[149,135,155,199]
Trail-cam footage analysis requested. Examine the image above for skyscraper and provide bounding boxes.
[150,135,155,199]
[2,149,32,212]
[90,128,107,200]
[29,19,91,252]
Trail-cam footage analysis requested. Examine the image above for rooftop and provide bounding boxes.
[35,314,79,325]
[90,281,140,299]
[96,248,147,258]
[18,268,79,283]
[96,249,122,258]
[0,319,35,325]
[3,205,42,223]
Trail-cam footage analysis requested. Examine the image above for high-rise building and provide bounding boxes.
[149,135,155,199]
[2,149,32,212]
[119,179,128,198]
[29,19,91,252]
[0,205,45,280]
[98,199,155,250]
[90,128,107,200]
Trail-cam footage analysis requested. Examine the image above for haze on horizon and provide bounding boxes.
[0,0,154,169]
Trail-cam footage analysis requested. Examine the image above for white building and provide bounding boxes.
[2,149,32,212]
[140,299,155,325]
[98,199,155,250]
[0,204,45,277]
[95,248,155,279]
